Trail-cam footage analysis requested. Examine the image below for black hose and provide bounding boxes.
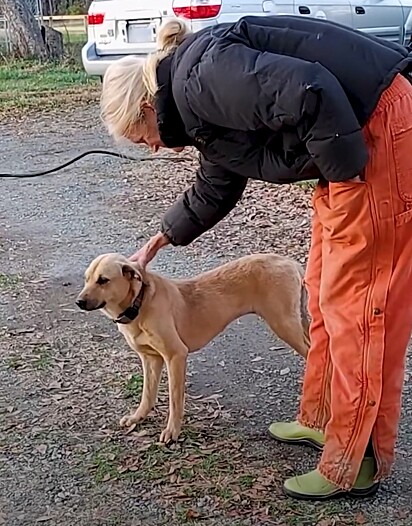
[0,149,193,179]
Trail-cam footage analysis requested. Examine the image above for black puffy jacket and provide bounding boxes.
[156,15,412,246]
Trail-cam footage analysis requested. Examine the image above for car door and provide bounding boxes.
[402,0,412,47]
[212,0,268,24]
[348,0,404,43]
[293,0,353,28]
[261,0,295,15]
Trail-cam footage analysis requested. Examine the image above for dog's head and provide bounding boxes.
[76,253,143,312]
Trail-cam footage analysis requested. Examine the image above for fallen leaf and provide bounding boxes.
[163,492,191,500]
[35,444,47,455]
[186,509,201,520]
[394,509,410,520]
[355,513,368,525]
[251,356,263,362]
[11,328,35,335]
[134,429,148,437]
[202,394,223,401]
[136,443,152,452]
[168,462,182,474]
[46,381,61,390]
[102,474,111,482]
[124,423,137,435]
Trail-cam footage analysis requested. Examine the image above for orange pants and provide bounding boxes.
[298,74,412,490]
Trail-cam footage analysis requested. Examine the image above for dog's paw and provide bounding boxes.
[159,425,181,444]
[119,413,144,428]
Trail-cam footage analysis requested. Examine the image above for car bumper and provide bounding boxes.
[81,41,152,77]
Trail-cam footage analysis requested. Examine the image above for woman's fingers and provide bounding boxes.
[129,248,148,264]
[129,233,171,266]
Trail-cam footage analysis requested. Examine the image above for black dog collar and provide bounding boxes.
[114,283,146,325]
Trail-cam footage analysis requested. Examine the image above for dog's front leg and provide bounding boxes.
[120,352,164,428]
[160,352,187,443]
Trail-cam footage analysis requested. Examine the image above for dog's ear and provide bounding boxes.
[122,264,141,281]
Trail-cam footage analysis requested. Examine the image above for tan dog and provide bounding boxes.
[77,253,309,443]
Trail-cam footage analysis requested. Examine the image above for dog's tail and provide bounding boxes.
[298,266,311,351]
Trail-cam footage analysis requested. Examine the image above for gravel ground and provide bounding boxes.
[0,106,411,526]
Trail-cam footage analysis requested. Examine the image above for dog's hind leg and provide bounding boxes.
[260,278,310,359]
[268,317,310,359]
[260,299,310,359]
[120,352,164,428]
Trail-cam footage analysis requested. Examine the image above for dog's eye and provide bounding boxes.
[96,276,110,285]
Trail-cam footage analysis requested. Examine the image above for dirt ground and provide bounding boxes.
[1,106,412,526]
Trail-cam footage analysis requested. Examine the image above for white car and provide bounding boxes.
[82,0,412,77]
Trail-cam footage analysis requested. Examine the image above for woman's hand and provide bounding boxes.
[129,232,171,267]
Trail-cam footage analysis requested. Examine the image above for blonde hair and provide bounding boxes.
[100,18,190,140]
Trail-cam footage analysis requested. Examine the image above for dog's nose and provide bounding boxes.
[76,299,87,310]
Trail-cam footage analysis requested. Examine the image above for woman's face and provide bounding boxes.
[126,105,185,153]
[126,106,164,153]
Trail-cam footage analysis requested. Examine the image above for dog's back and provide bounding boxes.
[164,254,309,357]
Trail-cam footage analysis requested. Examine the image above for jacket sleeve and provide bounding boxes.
[183,42,368,182]
[160,155,247,246]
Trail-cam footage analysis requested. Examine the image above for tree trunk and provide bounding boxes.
[42,25,64,59]
[0,0,48,59]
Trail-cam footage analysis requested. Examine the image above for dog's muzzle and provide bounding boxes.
[76,299,106,311]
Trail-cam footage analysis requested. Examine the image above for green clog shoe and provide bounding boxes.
[268,421,324,451]
[283,457,379,501]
